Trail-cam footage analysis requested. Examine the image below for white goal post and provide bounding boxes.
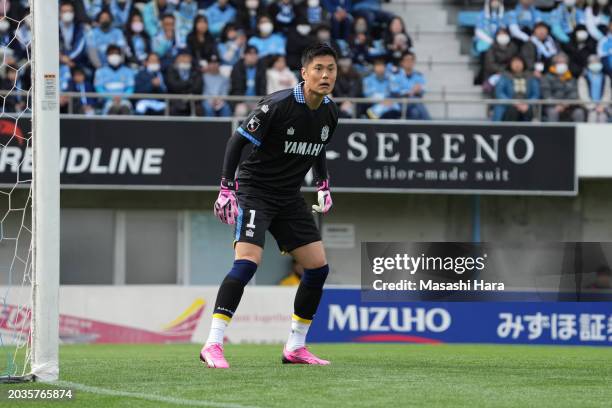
[30,0,60,382]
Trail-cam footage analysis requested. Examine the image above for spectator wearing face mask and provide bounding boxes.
[363,57,400,119]
[175,0,198,47]
[541,53,585,122]
[268,0,298,35]
[152,14,181,69]
[265,54,298,94]
[165,52,203,115]
[564,25,596,77]
[297,0,329,27]
[218,24,247,71]
[578,54,611,122]
[142,0,176,37]
[125,13,151,66]
[94,45,135,115]
[333,51,362,118]
[109,0,133,29]
[551,0,586,44]
[59,1,88,71]
[135,53,168,115]
[202,54,231,117]
[248,15,286,58]
[482,29,518,91]
[384,16,413,65]
[521,22,558,78]
[322,0,353,41]
[585,0,611,42]
[286,18,314,71]
[236,0,267,38]
[230,45,267,115]
[597,21,612,76]
[493,55,540,121]
[390,51,430,120]
[474,0,506,55]
[507,0,543,43]
[86,10,128,69]
[204,0,237,37]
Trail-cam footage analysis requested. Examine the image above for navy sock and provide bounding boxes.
[293,265,329,321]
[213,259,257,320]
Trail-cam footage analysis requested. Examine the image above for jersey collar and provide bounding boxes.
[293,81,331,105]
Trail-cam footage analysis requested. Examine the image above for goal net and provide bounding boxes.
[0,0,59,383]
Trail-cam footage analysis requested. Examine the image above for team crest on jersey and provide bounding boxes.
[321,125,329,141]
[261,105,269,114]
[247,116,261,132]
[287,127,295,136]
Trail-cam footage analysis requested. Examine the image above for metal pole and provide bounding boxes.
[31,0,60,382]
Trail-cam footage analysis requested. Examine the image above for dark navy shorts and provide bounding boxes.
[234,191,321,253]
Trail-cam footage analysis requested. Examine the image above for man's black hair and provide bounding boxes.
[106,44,121,55]
[400,50,416,61]
[301,42,338,68]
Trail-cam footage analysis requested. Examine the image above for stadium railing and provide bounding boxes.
[0,90,606,121]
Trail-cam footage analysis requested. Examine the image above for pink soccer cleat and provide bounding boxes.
[282,346,330,365]
[200,343,230,369]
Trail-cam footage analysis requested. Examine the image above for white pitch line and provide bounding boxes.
[47,380,259,408]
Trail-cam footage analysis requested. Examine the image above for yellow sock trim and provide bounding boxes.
[213,313,232,323]
[292,314,312,324]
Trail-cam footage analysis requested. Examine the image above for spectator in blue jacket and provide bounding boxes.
[474,0,506,55]
[390,51,430,120]
[204,0,237,37]
[125,13,151,66]
[585,0,611,42]
[218,24,247,69]
[175,0,198,47]
[152,13,181,69]
[59,1,88,70]
[248,15,286,58]
[493,55,541,121]
[135,53,168,115]
[86,10,128,68]
[64,66,96,115]
[82,0,103,22]
[268,0,298,34]
[551,0,586,44]
[578,54,611,122]
[507,0,543,43]
[94,45,135,115]
[298,0,329,27]
[323,0,353,41]
[142,0,176,37]
[352,0,395,31]
[363,57,400,119]
[597,20,612,76]
[202,54,231,116]
[109,0,133,29]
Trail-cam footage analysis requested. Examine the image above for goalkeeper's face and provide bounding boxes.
[302,55,337,97]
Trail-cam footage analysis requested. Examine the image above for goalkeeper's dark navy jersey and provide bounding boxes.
[235,82,339,196]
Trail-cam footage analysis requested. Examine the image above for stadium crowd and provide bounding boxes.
[1,0,610,121]
[474,0,612,122]
[0,0,432,119]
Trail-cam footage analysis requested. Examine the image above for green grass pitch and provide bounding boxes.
[1,343,611,408]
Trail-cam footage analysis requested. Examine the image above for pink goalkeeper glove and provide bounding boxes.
[312,179,332,214]
[214,178,239,224]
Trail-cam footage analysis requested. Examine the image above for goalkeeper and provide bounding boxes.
[200,43,339,368]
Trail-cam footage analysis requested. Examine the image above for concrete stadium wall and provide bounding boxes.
[48,179,612,285]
